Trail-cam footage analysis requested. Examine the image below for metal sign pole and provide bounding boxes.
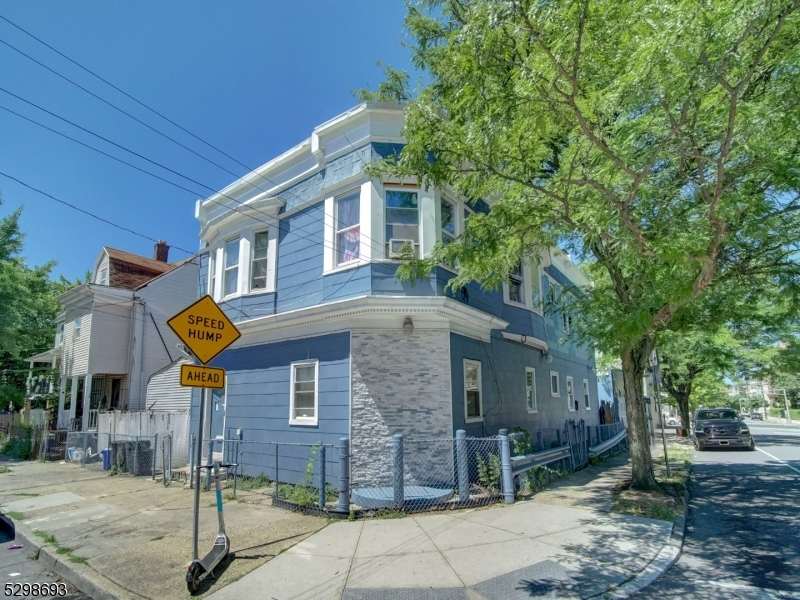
[192,386,205,561]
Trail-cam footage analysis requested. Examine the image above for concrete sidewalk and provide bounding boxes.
[208,454,675,600]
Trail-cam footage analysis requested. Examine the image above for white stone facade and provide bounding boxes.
[350,329,454,488]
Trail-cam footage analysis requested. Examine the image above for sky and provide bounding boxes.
[0,1,412,280]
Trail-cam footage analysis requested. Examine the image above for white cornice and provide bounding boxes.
[200,194,286,241]
[231,295,509,349]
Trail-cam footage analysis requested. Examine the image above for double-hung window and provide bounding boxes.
[508,262,525,304]
[99,269,108,285]
[464,359,483,422]
[223,238,240,297]
[74,316,82,339]
[441,198,456,245]
[385,190,419,258]
[526,367,537,412]
[55,323,64,346]
[290,360,318,425]
[336,191,361,265]
[583,379,591,410]
[567,376,576,412]
[550,370,560,397]
[531,267,542,312]
[251,231,269,290]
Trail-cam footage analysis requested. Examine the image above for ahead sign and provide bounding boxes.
[180,364,225,389]
[167,295,241,364]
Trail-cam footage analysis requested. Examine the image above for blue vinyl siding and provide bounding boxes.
[205,332,350,446]
[371,262,438,296]
[323,264,371,303]
[450,332,599,437]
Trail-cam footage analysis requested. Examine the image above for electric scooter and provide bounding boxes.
[186,462,236,594]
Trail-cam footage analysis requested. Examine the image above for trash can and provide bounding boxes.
[100,449,111,471]
[126,440,153,476]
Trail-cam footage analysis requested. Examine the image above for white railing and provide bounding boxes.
[87,409,98,430]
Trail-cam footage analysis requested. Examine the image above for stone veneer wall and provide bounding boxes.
[350,329,453,488]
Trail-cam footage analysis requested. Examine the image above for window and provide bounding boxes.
[55,323,64,346]
[336,191,361,265]
[208,252,216,299]
[508,262,525,304]
[548,282,557,308]
[563,312,572,333]
[385,190,419,258]
[567,376,576,411]
[223,238,240,297]
[99,269,108,285]
[441,198,456,245]
[583,379,591,410]
[74,316,82,339]
[531,267,542,311]
[550,370,560,397]
[251,231,269,290]
[290,360,318,425]
[464,359,483,422]
[526,368,537,412]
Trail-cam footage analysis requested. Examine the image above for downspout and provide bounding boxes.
[138,298,146,412]
[125,298,137,411]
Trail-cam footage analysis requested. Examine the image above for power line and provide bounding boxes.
[0,170,195,254]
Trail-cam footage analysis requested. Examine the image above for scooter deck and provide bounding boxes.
[199,537,230,572]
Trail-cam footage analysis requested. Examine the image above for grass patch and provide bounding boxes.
[150,536,164,542]
[665,444,692,466]
[34,531,57,545]
[33,530,88,564]
[235,473,271,491]
[5,511,25,521]
[12,492,39,497]
[0,466,11,474]
[375,509,405,519]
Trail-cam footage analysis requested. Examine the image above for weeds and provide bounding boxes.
[6,511,25,521]
[0,466,11,474]
[34,531,57,545]
[151,536,164,542]
[235,473,271,491]
[477,453,501,493]
[375,509,405,519]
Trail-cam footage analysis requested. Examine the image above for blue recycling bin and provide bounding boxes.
[100,449,111,471]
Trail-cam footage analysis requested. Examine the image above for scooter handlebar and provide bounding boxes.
[194,463,239,470]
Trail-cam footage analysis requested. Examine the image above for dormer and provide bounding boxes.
[92,242,176,289]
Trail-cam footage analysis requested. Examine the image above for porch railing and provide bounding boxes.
[87,409,98,430]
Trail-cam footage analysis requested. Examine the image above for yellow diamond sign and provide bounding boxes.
[167,295,241,364]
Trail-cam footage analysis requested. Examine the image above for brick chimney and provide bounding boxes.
[154,240,170,262]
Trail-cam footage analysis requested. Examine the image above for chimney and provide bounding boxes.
[154,240,170,262]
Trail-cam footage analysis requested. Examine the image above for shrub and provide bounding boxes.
[477,453,501,493]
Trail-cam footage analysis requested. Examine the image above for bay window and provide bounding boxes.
[441,198,456,245]
[223,238,239,297]
[509,262,524,304]
[251,230,269,290]
[385,190,419,258]
[336,191,361,265]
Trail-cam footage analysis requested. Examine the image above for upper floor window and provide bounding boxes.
[567,376,576,411]
[336,191,361,265]
[55,323,64,346]
[99,269,108,285]
[583,379,591,410]
[74,316,82,339]
[508,262,525,304]
[550,370,560,397]
[385,190,419,258]
[441,198,456,245]
[208,253,217,299]
[223,238,239,297]
[251,230,269,290]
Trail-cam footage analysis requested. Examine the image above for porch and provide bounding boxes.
[57,373,128,431]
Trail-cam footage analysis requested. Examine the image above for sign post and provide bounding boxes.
[167,295,241,562]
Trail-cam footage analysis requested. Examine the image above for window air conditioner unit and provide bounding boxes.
[388,239,414,258]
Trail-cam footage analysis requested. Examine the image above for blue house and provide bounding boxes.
[191,102,599,484]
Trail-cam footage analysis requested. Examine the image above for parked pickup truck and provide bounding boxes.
[693,408,755,451]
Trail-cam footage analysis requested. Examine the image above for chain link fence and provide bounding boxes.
[62,431,171,479]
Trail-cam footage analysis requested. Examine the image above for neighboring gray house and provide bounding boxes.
[190,102,601,484]
[40,242,198,431]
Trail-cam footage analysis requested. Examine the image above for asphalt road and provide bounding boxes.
[634,420,800,599]
[0,517,89,600]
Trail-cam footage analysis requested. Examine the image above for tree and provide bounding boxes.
[0,196,79,411]
[364,0,800,489]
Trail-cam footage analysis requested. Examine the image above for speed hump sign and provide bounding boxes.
[167,295,241,364]
[180,364,225,389]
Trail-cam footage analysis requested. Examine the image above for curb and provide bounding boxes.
[10,517,144,600]
[600,473,691,599]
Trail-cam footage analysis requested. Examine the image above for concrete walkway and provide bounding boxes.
[208,454,674,600]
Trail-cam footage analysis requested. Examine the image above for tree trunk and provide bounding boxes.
[621,337,658,490]
[676,394,691,436]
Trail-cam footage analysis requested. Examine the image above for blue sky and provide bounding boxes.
[0,2,411,280]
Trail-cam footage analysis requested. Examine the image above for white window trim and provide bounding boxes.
[289,359,319,426]
[566,375,575,412]
[222,237,241,299]
[248,229,270,293]
[323,183,373,275]
[526,367,537,414]
[463,358,484,423]
[550,370,560,397]
[384,186,421,260]
[583,379,591,410]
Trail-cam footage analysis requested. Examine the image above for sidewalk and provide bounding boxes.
[208,453,676,600]
[1,450,681,600]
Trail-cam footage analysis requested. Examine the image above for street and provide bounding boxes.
[633,420,800,599]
